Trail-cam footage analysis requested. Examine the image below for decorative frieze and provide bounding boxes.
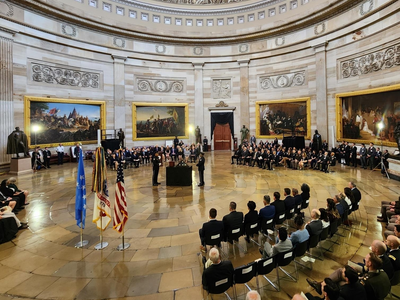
[0,0,13,17]
[31,62,100,88]
[239,44,249,53]
[259,71,306,90]
[193,47,203,55]
[156,45,166,53]
[360,0,373,15]
[340,43,400,79]
[212,79,231,99]
[275,37,285,46]
[136,78,184,93]
[113,37,126,48]
[61,24,77,37]
[314,23,325,35]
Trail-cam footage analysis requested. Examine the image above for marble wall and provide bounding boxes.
[0,0,400,165]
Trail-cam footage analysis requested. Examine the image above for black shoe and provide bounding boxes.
[307,278,322,295]
[157,182,161,185]
[19,224,29,229]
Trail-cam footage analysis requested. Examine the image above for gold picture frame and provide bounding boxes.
[132,102,189,141]
[24,96,106,148]
[335,84,400,147]
[256,98,311,140]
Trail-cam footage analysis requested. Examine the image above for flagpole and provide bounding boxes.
[95,205,108,250]
[116,224,130,251]
[74,212,88,248]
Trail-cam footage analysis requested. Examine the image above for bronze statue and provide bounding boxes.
[117,128,125,148]
[394,122,400,153]
[7,127,29,158]
[240,125,249,144]
[195,126,201,144]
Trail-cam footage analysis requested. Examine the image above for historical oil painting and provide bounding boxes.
[132,103,189,141]
[256,98,311,139]
[336,85,400,147]
[25,96,105,147]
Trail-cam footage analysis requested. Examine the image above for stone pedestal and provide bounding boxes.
[387,158,400,181]
[10,158,32,175]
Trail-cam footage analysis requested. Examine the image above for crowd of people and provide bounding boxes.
[0,177,29,242]
[199,181,397,300]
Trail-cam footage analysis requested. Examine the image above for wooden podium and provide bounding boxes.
[10,158,32,175]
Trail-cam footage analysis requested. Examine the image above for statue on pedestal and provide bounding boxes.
[394,122,400,154]
[240,125,249,144]
[117,128,125,148]
[7,127,29,158]
[195,126,201,144]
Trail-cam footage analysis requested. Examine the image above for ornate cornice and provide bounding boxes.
[259,70,306,90]
[135,77,185,93]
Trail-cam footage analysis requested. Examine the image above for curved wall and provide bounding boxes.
[0,0,399,164]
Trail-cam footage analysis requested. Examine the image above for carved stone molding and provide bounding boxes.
[212,79,231,99]
[239,44,249,53]
[61,24,77,37]
[136,77,185,93]
[193,47,203,55]
[360,0,373,15]
[31,62,100,88]
[113,37,126,48]
[0,0,13,17]
[259,71,306,90]
[215,101,229,107]
[156,45,166,53]
[340,43,400,79]
[275,37,285,46]
[314,23,325,35]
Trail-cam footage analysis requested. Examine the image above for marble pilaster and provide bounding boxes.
[112,55,127,130]
[193,62,204,145]
[313,42,328,143]
[0,28,16,165]
[238,59,250,130]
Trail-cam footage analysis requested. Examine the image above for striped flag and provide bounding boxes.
[113,161,128,232]
[75,149,86,228]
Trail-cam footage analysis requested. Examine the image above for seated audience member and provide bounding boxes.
[1,179,27,207]
[283,188,296,211]
[307,252,391,300]
[7,177,29,199]
[231,148,241,165]
[306,209,323,236]
[332,195,344,218]
[319,208,330,229]
[289,213,310,248]
[261,227,292,258]
[199,208,224,250]
[326,198,340,223]
[271,191,286,223]
[370,240,394,279]
[222,201,244,244]
[339,265,367,299]
[202,248,234,292]
[246,290,261,300]
[343,188,354,211]
[0,206,28,229]
[385,235,400,270]
[300,183,310,209]
[259,195,275,220]
[292,188,302,211]
[384,215,400,238]
[378,196,400,223]
[306,278,342,300]
[244,201,259,243]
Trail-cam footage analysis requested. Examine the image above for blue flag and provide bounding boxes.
[75,149,86,228]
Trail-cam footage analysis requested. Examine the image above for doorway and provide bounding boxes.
[213,123,231,150]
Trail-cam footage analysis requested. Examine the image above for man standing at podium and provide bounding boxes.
[152,152,161,186]
[197,152,205,187]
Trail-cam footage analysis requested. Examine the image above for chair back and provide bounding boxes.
[275,212,286,225]
[276,248,294,267]
[329,219,338,237]
[205,232,223,247]
[234,262,257,284]
[352,201,360,212]
[285,208,295,220]
[319,226,329,241]
[227,225,243,242]
[245,221,259,237]
[337,216,343,227]
[256,256,276,276]
[302,199,310,209]
[308,233,320,250]
[207,273,234,295]
[294,240,308,258]
[261,217,274,233]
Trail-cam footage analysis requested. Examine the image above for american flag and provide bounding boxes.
[113,161,128,232]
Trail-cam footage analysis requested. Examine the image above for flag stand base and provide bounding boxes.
[75,240,89,248]
[94,242,109,250]
[116,243,130,251]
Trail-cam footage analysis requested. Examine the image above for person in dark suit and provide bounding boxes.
[305,278,341,300]
[271,191,286,223]
[259,195,275,220]
[362,252,391,300]
[199,208,224,249]
[339,265,367,300]
[306,209,323,236]
[349,182,361,211]
[222,201,244,244]
[359,143,367,169]
[152,152,161,186]
[243,200,258,243]
[386,235,400,270]
[202,248,234,292]
[196,152,205,186]
[283,188,295,211]
[344,142,351,166]
[42,147,51,168]
[367,142,376,170]
[292,188,302,211]
[350,143,357,167]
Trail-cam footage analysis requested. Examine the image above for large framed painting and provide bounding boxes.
[256,98,311,140]
[132,102,189,141]
[24,96,106,148]
[336,84,400,147]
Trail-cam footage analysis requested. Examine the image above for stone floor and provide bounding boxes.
[0,150,397,300]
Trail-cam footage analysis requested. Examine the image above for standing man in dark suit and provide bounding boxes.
[350,143,357,167]
[196,152,205,186]
[345,142,351,166]
[349,182,361,211]
[152,152,161,186]
[199,208,224,249]
[222,201,244,244]
[173,136,179,149]
[359,143,367,169]
[42,147,51,168]
[367,142,376,169]
[56,143,64,165]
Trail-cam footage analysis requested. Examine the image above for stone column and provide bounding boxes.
[313,42,329,143]
[193,62,204,144]
[0,28,16,165]
[238,59,250,130]
[112,55,127,131]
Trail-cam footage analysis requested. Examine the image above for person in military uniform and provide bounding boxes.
[7,127,29,158]
[203,136,208,152]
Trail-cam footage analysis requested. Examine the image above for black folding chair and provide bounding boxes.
[203,273,235,300]
[275,212,286,226]
[318,226,332,253]
[292,240,310,276]
[260,217,275,242]
[234,262,257,297]
[255,256,279,292]
[307,233,323,262]
[225,226,247,256]
[245,221,260,246]
[275,248,296,289]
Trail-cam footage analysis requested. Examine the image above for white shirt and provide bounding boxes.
[56,146,64,153]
